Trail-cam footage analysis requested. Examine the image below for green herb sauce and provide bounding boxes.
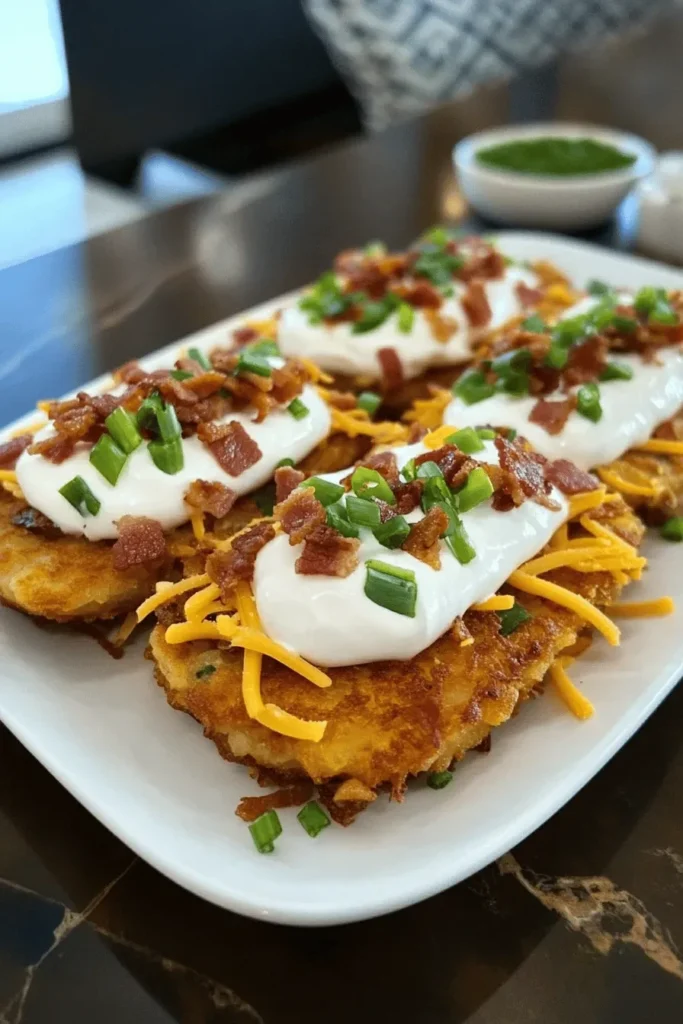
[475,137,636,176]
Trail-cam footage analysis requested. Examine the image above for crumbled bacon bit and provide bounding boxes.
[28,433,76,464]
[396,281,442,308]
[235,782,314,822]
[545,459,599,495]
[458,242,505,281]
[90,394,120,419]
[232,326,258,348]
[114,361,146,384]
[184,480,237,519]
[563,335,608,387]
[181,371,228,399]
[271,361,308,405]
[414,445,472,489]
[345,265,388,300]
[274,465,305,503]
[197,420,262,476]
[515,281,543,307]
[358,450,399,487]
[112,516,167,571]
[451,617,472,644]
[403,505,450,569]
[322,389,358,411]
[275,486,326,545]
[0,434,32,468]
[295,524,360,577]
[393,479,423,515]
[495,436,560,511]
[377,347,404,392]
[461,281,492,328]
[529,396,576,436]
[206,522,276,596]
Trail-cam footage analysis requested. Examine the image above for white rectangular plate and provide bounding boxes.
[2,233,682,926]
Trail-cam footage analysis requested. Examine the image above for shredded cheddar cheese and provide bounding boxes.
[11,420,44,437]
[508,569,620,646]
[422,424,459,450]
[597,466,658,497]
[629,438,683,456]
[460,637,475,647]
[0,470,18,483]
[472,595,515,612]
[329,407,408,444]
[302,359,333,384]
[402,389,451,430]
[256,703,327,743]
[184,582,221,621]
[567,487,618,519]
[549,658,594,720]
[578,515,635,554]
[520,546,644,578]
[608,597,675,618]
[165,620,223,644]
[245,317,278,339]
[135,573,210,622]
[234,582,265,718]
[190,510,205,542]
[112,611,138,647]
[218,619,332,689]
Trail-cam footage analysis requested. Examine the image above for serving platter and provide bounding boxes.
[1,233,682,927]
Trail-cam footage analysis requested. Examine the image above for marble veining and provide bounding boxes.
[499,854,683,981]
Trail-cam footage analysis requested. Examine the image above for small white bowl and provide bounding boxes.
[453,122,656,230]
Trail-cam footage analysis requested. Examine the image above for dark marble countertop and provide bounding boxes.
[1,76,682,1023]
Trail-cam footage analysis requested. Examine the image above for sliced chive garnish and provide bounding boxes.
[346,494,381,528]
[421,475,453,511]
[415,461,443,480]
[89,434,127,485]
[351,295,399,334]
[364,240,387,257]
[476,427,496,440]
[188,346,212,371]
[443,512,476,565]
[170,368,194,381]
[373,514,410,549]
[491,348,532,375]
[587,279,612,297]
[446,426,485,455]
[326,501,360,538]
[422,225,450,247]
[156,401,181,442]
[148,437,184,474]
[401,458,417,482]
[494,368,530,397]
[195,664,216,679]
[136,393,164,433]
[305,477,345,507]
[600,360,634,382]
[660,516,683,541]
[544,342,570,370]
[277,458,295,469]
[235,349,272,378]
[455,467,494,514]
[397,302,415,333]
[650,301,678,325]
[521,314,547,332]
[59,476,101,517]
[288,398,309,420]
[105,407,142,455]
[610,315,637,334]
[453,369,494,405]
[248,338,280,358]
[413,249,463,287]
[634,286,661,317]
[364,560,417,618]
[356,391,381,417]
[498,603,531,636]
[427,770,453,790]
[248,809,282,854]
[252,483,276,516]
[350,466,396,505]
[297,801,331,838]
[576,381,602,423]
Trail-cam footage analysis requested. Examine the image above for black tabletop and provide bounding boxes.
[1,86,682,1023]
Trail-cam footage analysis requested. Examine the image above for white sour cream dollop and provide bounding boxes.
[277,266,539,382]
[253,440,567,667]
[16,384,331,541]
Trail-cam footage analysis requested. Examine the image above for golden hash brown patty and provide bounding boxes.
[0,431,371,623]
[149,499,643,811]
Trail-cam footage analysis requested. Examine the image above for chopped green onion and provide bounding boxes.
[288,398,309,420]
[576,381,602,423]
[506,428,518,441]
[364,560,417,617]
[544,342,570,370]
[247,338,280,358]
[326,502,360,538]
[416,460,443,480]
[422,225,450,247]
[59,476,101,517]
[373,514,411,549]
[195,665,216,679]
[427,770,453,790]
[89,434,127,485]
[634,286,661,317]
[587,279,614,298]
[170,369,193,381]
[297,801,331,838]
[351,294,399,334]
[351,466,396,505]
[497,603,531,636]
[660,516,683,542]
[421,476,453,512]
[443,512,476,565]
[441,285,455,298]
[188,347,212,371]
[252,483,275,516]
[235,349,272,378]
[136,393,164,433]
[305,477,345,507]
[551,315,590,348]
[397,302,415,333]
[610,315,637,334]
[356,391,382,417]
[148,437,184,474]
[156,402,181,442]
[454,467,494,514]
[401,458,417,482]
[650,300,678,326]
[600,360,634,382]
[346,494,381,528]
[589,299,618,331]
[276,457,295,468]
[453,370,495,405]
[445,426,485,454]
[364,240,387,257]
[300,272,363,322]
[521,314,547,333]
[476,427,496,440]
[105,407,142,455]
[495,368,530,397]
[248,809,282,854]
[491,348,532,375]
[413,249,464,287]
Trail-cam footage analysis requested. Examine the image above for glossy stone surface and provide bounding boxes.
[1,68,683,1022]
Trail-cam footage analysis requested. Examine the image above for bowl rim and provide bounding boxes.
[453,121,657,190]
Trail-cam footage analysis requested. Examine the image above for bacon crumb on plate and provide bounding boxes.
[184,480,237,519]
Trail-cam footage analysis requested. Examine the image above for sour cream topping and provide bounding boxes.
[253,440,567,668]
[16,384,331,541]
[277,265,539,382]
[445,294,683,471]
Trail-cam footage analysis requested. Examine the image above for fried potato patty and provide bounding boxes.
[149,500,644,814]
[0,431,371,624]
